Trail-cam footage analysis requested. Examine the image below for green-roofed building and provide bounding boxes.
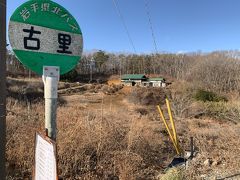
[121,74,166,87]
[121,74,147,86]
[121,74,147,80]
[148,78,165,81]
[148,77,166,87]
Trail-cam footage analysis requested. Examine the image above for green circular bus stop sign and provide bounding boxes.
[8,0,83,75]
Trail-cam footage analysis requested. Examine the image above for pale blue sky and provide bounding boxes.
[7,0,240,54]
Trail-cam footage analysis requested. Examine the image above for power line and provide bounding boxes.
[144,0,158,53]
[112,0,137,54]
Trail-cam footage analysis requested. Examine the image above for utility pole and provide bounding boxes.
[28,70,31,80]
[89,57,94,82]
[119,58,122,79]
[0,0,6,179]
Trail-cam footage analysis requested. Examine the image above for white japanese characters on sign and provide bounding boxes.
[19,2,78,31]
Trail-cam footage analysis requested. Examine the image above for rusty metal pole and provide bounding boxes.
[190,137,194,159]
[0,0,6,178]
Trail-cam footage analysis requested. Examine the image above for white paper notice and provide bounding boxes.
[34,133,57,180]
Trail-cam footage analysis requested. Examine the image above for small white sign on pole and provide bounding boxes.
[34,132,57,180]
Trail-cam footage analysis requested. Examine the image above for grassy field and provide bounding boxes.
[6,77,240,179]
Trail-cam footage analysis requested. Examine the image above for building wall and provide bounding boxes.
[149,81,166,87]
[122,79,166,87]
[124,82,132,86]
[153,82,161,87]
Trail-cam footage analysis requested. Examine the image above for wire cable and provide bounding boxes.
[144,0,158,53]
[112,0,137,53]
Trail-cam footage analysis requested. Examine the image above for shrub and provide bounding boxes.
[194,90,227,102]
[128,87,166,106]
[60,69,78,82]
[203,101,240,123]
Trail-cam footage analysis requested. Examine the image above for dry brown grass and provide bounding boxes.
[6,78,240,179]
[183,119,240,179]
[6,90,172,179]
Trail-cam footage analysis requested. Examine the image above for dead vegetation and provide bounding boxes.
[5,78,240,179]
[127,87,166,106]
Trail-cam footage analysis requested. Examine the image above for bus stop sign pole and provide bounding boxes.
[42,66,60,141]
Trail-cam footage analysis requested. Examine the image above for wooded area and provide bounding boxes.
[7,49,240,92]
